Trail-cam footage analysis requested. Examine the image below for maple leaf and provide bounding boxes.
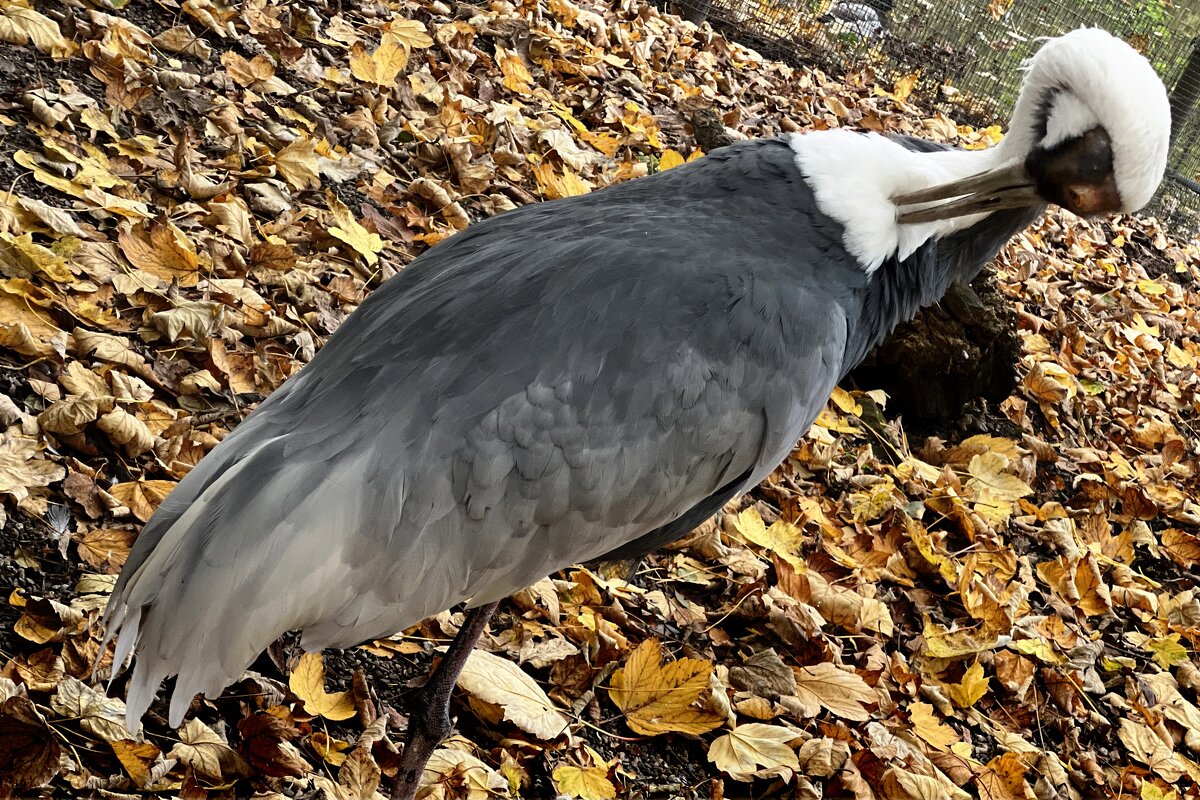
[0,435,65,503]
[553,764,616,800]
[349,33,409,86]
[50,677,130,743]
[707,723,800,781]
[790,662,874,721]
[609,639,723,736]
[944,661,989,709]
[109,479,176,523]
[289,653,356,721]
[168,718,250,782]
[730,506,804,569]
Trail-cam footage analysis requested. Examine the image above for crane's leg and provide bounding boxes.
[390,600,501,800]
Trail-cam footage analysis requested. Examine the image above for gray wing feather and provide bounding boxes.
[104,139,851,728]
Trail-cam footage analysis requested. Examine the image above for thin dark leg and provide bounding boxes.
[390,601,501,800]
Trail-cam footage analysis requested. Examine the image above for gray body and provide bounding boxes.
[105,137,1042,724]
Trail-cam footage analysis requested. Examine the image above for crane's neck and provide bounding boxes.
[838,201,1044,374]
[789,130,1026,273]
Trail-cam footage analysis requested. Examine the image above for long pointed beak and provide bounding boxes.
[893,161,1042,223]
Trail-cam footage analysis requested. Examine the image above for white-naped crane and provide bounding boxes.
[101,28,1169,799]
[820,0,894,41]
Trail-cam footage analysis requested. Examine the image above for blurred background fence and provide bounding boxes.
[665,0,1200,234]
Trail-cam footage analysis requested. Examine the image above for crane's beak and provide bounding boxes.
[893,162,1041,223]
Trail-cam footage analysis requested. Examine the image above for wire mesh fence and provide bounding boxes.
[665,0,1200,234]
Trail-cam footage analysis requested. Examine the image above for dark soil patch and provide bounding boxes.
[0,510,79,658]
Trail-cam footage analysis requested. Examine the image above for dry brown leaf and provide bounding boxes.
[50,677,130,743]
[117,224,200,286]
[109,479,176,523]
[0,696,62,790]
[0,435,65,502]
[76,528,136,571]
[169,718,250,782]
[790,662,873,721]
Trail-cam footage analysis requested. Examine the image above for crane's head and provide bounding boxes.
[894,28,1170,223]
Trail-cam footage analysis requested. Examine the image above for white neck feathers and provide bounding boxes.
[788,130,1018,272]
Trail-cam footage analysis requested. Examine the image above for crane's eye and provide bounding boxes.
[1025,127,1122,215]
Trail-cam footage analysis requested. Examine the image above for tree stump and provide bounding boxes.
[847,268,1021,423]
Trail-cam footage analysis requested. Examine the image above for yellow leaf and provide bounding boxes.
[456,648,569,740]
[289,653,356,721]
[109,479,176,523]
[707,723,799,781]
[976,752,1028,800]
[892,71,919,102]
[532,163,592,200]
[349,33,409,86]
[659,150,685,171]
[553,765,616,800]
[923,619,1003,659]
[497,45,534,95]
[609,639,722,736]
[1143,634,1189,670]
[1023,361,1076,404]
[311,731,350,766]
[944,661,989,709]
[326,191,383,266]
[1009,638,1066,665]
[388,19,433,49]
[829,386,862,415]
[0,233,73,282]
[275,137,324,191]
[111,738,161,788]
[909,702,959,750]
[730,507,804,569]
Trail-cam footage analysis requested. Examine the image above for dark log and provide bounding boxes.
[847,268,1021,423]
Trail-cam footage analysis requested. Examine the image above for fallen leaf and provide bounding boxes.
[553,764,616,800]
[457,648,568,740]
[327,191,384,266]
[289,653,356,721]
[609,639,723,735]
[791,662,873,721]
[708,723,799,781]
[0,696,62,790]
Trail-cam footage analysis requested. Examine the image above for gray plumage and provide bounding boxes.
[104,136,1041,727]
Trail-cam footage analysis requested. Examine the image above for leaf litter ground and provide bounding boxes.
[1,0,1200,798]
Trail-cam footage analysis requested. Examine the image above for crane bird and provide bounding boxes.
[820,0,894,41]
[102,28,1168,799]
